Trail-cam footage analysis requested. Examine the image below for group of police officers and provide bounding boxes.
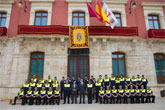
[12,74,155,105]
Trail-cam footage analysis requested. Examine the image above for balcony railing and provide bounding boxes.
[0,27,7,37]
[148,29,165,39]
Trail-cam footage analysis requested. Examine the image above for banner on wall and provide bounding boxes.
[69,26,89,49]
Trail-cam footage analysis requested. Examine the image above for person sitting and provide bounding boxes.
[54,87,61,105]
[135,85,141,103]
[99,87,105,104]
[117,85,124,104]
[46,87,54,105]
[146,87,155,103]
[123,86,130,104]
[12,88,25,105]
[32,87,40,105]
[110,86,118,104]
[140,85,147,103]
[26,87,33,105]
[129,85,135,104]
[40,87,47,105]
[105,86,111,104]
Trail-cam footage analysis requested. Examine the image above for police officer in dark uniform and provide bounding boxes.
[103,74,110,90]
[12,88,26,105]
[135,86,141,103]
[60,77,65,99]
[86,80,93,104]
[104,86,111,104]
[125,76,131,89]
[26,87,33,105]
[141,85,147,103]
[32,87,40,105]
[99,87,105,104]
[22,80,29,95]
[63,80,71,104]
[129,85,135,103]
[83,75,89,88]
[36,80,43,91]
[95,79,102,103]
[110,86,118,104]
[44,80,51,91]
[47,87,54,105]
[40,87,47,105]
[115,77,121,89]
[117,85,124,104]
[146,87,155,103]
[110,74,116,89]
[136,75,142,89]
[123,86,130,104]
[52,80,59,91]
[119,75,125,89]
[29,80,36,91]
[141,75,148,89]
[54,87,60,105]
[131,76,137,89]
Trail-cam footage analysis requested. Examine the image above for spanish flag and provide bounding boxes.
[96,1,110,24]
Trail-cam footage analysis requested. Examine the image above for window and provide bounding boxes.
[30,52,44,79]
[154,53,165,83]
[72,12,85,26]
[114,12,122,27]
[112,52,126,76]
[148,15,160,29]
[0,12,7,27]
[34,11,48,25]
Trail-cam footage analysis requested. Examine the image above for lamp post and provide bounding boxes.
[17,0,27,12]
[129,0,136,14]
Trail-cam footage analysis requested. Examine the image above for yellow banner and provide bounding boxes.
[69,26,89,49]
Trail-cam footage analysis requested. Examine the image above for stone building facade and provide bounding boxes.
[0,0,165,100]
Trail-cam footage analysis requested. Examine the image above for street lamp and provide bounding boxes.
[129,0,136,14]
[17,0,27,12]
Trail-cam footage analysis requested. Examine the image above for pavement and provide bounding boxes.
[0,98,165,110]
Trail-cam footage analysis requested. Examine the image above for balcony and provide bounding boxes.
[0,27,7,37]
[18,25,138,37]
[148,29,165,39]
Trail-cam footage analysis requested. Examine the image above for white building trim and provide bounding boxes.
[142,2,165,30]
[0,0,14,28]
[29,0,55,25]
[66,0,92,26]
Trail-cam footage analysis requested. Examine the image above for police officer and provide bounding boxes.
[54,87,60,105]
[123,86,130,104]
[92,78,96,100]
[141,85,147,103]
[99,87,105,104]
[36,80,43,91]
[29,80,36,91]
[40,87,47,105]
[141,75,148,89]
[12,88,25,105]
[40,78,45,84]
[95,79,102,103]
[60,77,65,99]
[44,80,51,91]
[31,75,37,83]
[99,75,103,84]
[46,87,53,105]
[83,75,89,87]
[32,87,40,105]
[110,74,116,89]
[52,80,59,91]
[110,86,118,104]
[117,85,124,104]
[136,75,142,89]
[47,75,53,84]
[63,80,71,104]
[86,80,93,104]
[54,76,59,84]
[146,87,155,103]
[119,75,125,89]
[135,86,141,103]
[115,77,121,89]
[26,87,33,105]
[105,86,111,104]
[131,76,137,89]
[103,74,110,90]
[22,80,29,94]
[125,75,131,89]
[129,85,135,103]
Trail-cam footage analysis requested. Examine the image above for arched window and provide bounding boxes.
[112,52,126,76]
[113,12,122,27]
[0,12,7,27]
[34,11,48,25]
[148,14,160,29]
[72,12,85,26]
[30,52,45,79]
[154,53,165,83]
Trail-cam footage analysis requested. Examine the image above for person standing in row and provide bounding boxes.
[63,80,71,104]
[86,80,93,104]
[95,79,102,103]
[60,77,65,99]
[79,79,86,104]
[71,81,78,104]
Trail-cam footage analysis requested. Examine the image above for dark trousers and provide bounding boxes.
[33,96,40,105]
[88,92,92,104]
[99,96,105,104]
[61,88,64,99]
[71,91,77,103]
[26,96,33,105]
[110,96,117,103]
[135,95,140,103]
[64,92,70,104]
[54,96,60,104]
[141,95,146,103]
[47,96,54,104]
[95,91,99,102]
[123,96,129,103]
[93,93,95,100]
[146,95,155,103]
[79,92,85,103]
[40,96,47,104]
[105,96,110,104]
[117,96,124,103]
[130,95,135,103]
[13,96,26,105]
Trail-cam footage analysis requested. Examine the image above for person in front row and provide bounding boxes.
[146,87,155,103]
[123,86,130,104]
[54,87,61,105]
[26,87,33,105]
[86,80,93,104]
[110,86,118,104]
[105,86,111,104]
[32,87,40,105]
[99,87,105,104]
[129,85,135,103]
[71,81,78,104]
[12,88,25,105]
[141,85,147,103]
[79,79,86,104]
[40,87,47,105]
[95,79,102,103]
[117,85,124,104]
[135,85,141,103]
[47,87,53,105]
